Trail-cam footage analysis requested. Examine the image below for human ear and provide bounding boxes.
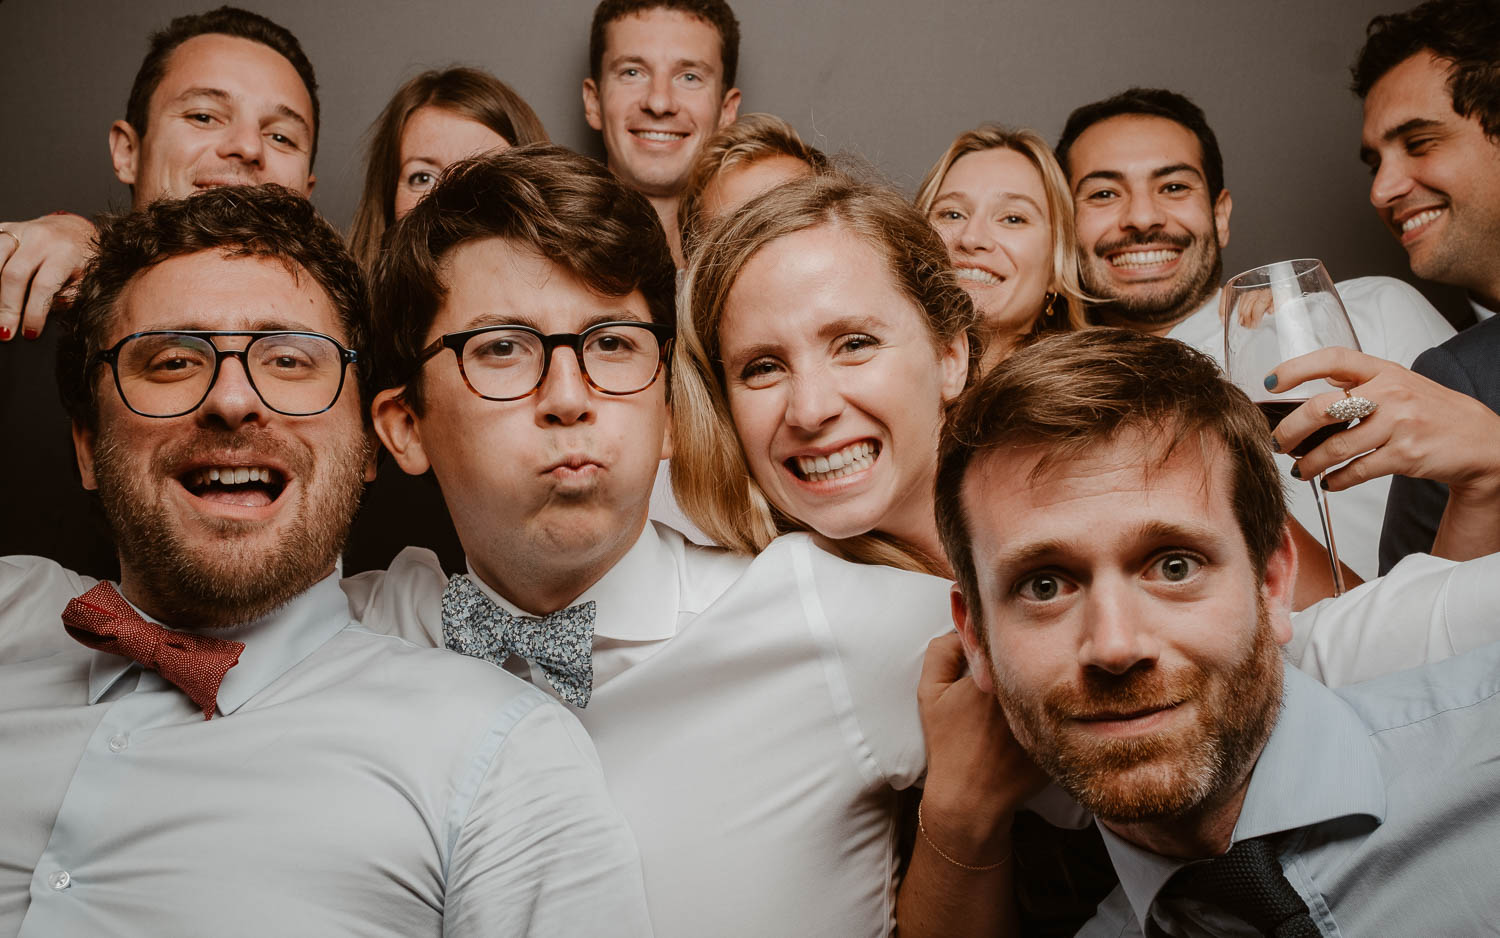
[582,79,604,132]
[938,330,970,402]
[371,387,432,476]
[951,586,996,694]
[71,420,99,492]
[109,120,140,187]
[1213,188,1233,249]
[1262,523,1298,645]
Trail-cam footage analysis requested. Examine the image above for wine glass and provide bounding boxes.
[1222,258,1359,595]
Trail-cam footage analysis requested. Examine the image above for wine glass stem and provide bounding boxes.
[1308,476,1346,596]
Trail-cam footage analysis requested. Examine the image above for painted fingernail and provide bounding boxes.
[0,327,11,341]
[22,328,38,340]
[1269,436,1281,453]
[1319,477,1330,491]
[1290,464,1302,480]
[1263,374,1278,390]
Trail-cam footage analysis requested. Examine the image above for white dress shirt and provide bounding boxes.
[1168,276,1455,578]
[346,522,954,938]
[1471,296,1496,322]
[0,556,651,937]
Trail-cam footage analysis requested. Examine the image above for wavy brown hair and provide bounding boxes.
[349,67,548,273]
[672,172,977,575]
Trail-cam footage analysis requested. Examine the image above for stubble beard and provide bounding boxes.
[1081,231,1224,330]
[993,600,1283,824]
[92,424,370,630]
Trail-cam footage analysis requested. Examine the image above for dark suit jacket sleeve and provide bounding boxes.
[1378,322,1499,573]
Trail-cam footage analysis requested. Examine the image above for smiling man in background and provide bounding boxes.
[1053,87,1454,579]
[583,0,742,265]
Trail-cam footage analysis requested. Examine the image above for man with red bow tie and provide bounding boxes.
[0,185,650,936]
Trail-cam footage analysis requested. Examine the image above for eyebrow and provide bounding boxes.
[1359,117,1445,163]
[990,519,1221,575]
[723,314,886,367]
[459,310,652,332]
[171,86,311,135]
[610,53,717,75]
[934,189,1045,214]
[1072,163,1203,195]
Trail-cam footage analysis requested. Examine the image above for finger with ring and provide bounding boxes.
[1326,388,1378,421]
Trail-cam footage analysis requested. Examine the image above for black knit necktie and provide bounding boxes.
[1166,837,1321,937]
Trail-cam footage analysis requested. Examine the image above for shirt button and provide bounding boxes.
[48,870,71,890]
[107,733,129,753]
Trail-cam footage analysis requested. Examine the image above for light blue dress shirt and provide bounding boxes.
[1080,645,1500,936]
[0,557,652,937]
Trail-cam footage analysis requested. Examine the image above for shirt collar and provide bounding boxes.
[1470,295,1497,322]
[463,521,680,642]
[1096,661,1387,934]
[86,572,354,716]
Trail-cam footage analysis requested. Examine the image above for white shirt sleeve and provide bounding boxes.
[1339,276,1456,367]
[1287,551,1500,686]
[340,546,447,647]
[443,697,654,937]
[794,539,954,791]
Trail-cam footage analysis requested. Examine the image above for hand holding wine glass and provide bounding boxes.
[1222,259,1360,594]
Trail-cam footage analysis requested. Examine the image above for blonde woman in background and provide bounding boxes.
[915,124,1089,369]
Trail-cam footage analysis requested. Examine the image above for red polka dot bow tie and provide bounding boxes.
[62,582,245,720]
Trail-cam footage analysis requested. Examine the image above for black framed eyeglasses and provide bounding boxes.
[90,330,359,418]
[417,320,673,402]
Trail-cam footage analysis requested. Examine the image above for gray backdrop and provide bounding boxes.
[0,0,1471,323]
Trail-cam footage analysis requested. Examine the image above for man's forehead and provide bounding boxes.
[1362,51,1463,134]
[436,237,651,329]
[116,250,338,336]
[603,8,724,70]
[152,33,312,117]
[961,430,1228,550]
[1071,115,1206,179]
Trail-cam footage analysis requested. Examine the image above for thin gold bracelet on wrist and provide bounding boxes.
[916,800,1013,872]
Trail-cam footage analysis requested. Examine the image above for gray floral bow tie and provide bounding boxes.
[441,574,596,708]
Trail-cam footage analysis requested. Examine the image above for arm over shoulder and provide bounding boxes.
[0,555,95,662]
[1288,551,1500,686]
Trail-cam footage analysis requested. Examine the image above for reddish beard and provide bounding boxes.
[994,600,1282,823]
[92,423,369,630]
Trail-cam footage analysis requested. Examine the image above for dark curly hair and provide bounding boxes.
[57,184,370,430]
[368,144,676,412]
[1352,0,1500,142]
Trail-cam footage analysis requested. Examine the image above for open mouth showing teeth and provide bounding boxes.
[1401,208,1443,233]
[955,267,1002,286]
[633,130,688,142]
[1109,249,1181,268]
[789,441,878,482]
[180,466,287,507]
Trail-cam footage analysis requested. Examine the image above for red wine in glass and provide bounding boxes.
[1255,401,1355,458]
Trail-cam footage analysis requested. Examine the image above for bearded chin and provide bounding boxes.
[91,427,369,631]
[997,602,1284,825]
[1084,243,1224,328]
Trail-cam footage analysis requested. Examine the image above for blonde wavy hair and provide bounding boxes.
[671,172,977,576]
[914,124,1091,332]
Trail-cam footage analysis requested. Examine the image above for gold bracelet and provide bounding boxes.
[916,801,1012,872]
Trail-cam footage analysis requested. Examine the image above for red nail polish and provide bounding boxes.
[23,328,39,340]
[0,327,11,341]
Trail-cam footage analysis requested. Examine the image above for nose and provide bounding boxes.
[1120,190,1167,234]
[216,117,265,168]
[956,214,994,253]
[1076,575,1159,676]
[1368,154,1414,210]
[196,354,269,430]
[783,367,844,433]
[642,72,678,118]
[535,346,594,426]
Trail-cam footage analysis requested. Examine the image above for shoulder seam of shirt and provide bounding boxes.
[440,686,551,878]
[1364,681,1500,737]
